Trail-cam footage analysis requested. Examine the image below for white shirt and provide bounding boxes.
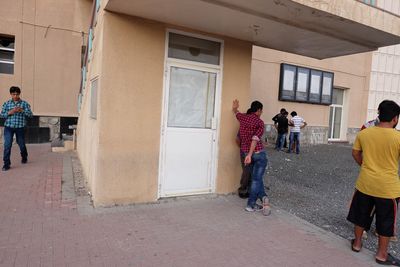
[290,116,305,133]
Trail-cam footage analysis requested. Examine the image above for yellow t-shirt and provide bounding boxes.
[353,126,400,199]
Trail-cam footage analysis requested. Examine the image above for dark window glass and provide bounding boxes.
[168,33,221,65]
[279,63,333,105]
[0,62,13,74]
[0,35,15,75]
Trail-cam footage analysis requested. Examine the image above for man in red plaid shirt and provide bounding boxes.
[232,99,271,216]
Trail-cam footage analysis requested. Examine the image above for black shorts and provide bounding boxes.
[347,190,399,237]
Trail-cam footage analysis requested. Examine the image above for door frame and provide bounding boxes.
[157,29,224,198]
[328,88,347,141]
[328,104,343,141]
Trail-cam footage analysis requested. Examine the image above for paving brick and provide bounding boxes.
[0,144,383,267]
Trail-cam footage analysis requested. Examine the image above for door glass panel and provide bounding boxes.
[167,67,216,128]
[334,107,342,138]
[332,88,344,105]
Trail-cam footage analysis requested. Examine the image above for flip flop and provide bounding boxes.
[351,239,362,252]
[376,254,400,266]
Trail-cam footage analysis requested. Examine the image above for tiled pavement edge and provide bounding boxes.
[0,144,383,266]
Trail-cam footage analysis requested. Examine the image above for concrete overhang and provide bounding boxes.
[104,0,400,59]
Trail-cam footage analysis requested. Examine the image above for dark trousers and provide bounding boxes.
[3,127,28,168]
[275,133,288,148]
[238,152,253,198]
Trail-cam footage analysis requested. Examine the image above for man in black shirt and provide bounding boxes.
[272,108,288,150]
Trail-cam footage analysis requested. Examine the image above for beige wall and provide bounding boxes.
[77,1,104,200]
[0,0,91,116]
[77,11,253,205]
[216,39,252,194]
[251,46,372,130]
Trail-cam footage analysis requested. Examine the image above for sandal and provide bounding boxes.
[351,239,362,252]
[376,254,400,266]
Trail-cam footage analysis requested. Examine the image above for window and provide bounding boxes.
[279,63,334,105]
[90,77,98,119]
[88,29,93,59]
[96,0,101,11]
[0,35,15,75]
[168,33,221,65]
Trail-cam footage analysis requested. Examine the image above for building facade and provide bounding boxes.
[0,0,91,143]
[252,46,372,145]
[366,1,400,125]
[78,0,400,206]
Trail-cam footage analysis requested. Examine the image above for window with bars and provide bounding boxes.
[0,35,15,75]
[279,63,334,105]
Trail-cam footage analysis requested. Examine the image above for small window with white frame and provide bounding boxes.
[279,63,334,105]
[168,32,221,65]
[0,35,15,75]
[90,77,99,119]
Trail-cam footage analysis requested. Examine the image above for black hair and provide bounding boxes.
[378,100,400,122]
[290,111,297,117]
[246,108,252,114]
[9,86,21,94]
[280,108,287,114]
[378,100,392,112]
[248,101,263,113]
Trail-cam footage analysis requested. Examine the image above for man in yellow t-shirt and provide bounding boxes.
[347,100,400,266]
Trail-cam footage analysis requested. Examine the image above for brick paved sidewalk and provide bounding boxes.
[0,144,381,266]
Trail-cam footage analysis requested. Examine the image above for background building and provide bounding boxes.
[252,47,372,145]
[366,0,400,124]
[0,0,91,143]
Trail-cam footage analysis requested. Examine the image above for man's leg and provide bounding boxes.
[3,127,13,169]
[238,152,252,198]
[288,133,294,153]
[277,134,284,151]
[274,131,279,149]
[283,134,288,148]
[246,152,267,209]
[15,128,28,163]
[295,133,300,154]
[376,236,390,261]
[347,190,375,252]
[375,197,400,264]
[352,225,364,251]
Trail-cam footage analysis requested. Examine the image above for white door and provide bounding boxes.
[160,64,219,197]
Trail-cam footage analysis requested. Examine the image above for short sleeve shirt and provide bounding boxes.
[290,116,304,133]
[353,126,400,199]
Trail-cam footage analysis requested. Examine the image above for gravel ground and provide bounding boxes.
[265,144,400,256]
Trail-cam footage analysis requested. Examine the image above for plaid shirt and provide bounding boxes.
[1,99,33,128]
[236,112,264,153]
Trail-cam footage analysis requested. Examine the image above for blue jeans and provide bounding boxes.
[247,150,268,208]
[3,127,28,168]
[289,132,300,154]
[276,133,287,151]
